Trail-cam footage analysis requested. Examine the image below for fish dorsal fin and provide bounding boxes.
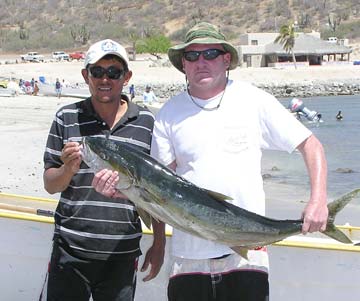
[137,207,152,230]
[204,189,233,202]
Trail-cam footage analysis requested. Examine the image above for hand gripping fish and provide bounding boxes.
[82,136,359,258]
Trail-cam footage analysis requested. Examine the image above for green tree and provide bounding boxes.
[275,22,297,69]
[137,34,171,58]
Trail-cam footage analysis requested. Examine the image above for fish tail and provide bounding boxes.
[323,188,360,244]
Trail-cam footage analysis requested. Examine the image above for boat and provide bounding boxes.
[0,192,359,300]
[288,97,323,123]
[38,82,90,98]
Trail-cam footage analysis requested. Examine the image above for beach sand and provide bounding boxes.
[0,95,76,200]
[1,57,360,86]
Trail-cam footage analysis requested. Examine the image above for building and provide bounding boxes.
[237,32,352,68]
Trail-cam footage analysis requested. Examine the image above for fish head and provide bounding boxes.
[81,136,113,172]
[82,136,135,185]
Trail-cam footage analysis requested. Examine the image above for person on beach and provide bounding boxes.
[142,85,158,105]
[32,80,39,96]
[55,78,62,98]
[42,39,165,301]
[151,22,328,300]
[92,23,328,300]
[129,83,135,100]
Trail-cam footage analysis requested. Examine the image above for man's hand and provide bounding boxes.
[92,169,127,198]
[44,141,82,194]
[61,142,82,174]
[140,238,165,282]
[301,200,328,234]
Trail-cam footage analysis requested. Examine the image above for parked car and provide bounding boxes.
[20,52,45,62]
[0,79,8,88]
[52,51,70,61]
[69,51,85,61]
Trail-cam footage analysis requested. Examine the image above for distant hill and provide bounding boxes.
[0,0,359,53]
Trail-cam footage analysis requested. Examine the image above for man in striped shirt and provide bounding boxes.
[42,39,165,301]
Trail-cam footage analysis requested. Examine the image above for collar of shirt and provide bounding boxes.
[81,94,139,130]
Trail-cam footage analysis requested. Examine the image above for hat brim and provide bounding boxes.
[168,37,239,73]
[85,52,129,69]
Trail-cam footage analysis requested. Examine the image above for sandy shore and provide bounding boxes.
[0,95,76,200]
[1,57,360,86]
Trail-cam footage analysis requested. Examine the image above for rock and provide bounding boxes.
[335,168,354,173]
[140,78,360,100]
[262,173,272,180]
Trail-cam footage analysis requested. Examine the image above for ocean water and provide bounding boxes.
[262,95,360,222]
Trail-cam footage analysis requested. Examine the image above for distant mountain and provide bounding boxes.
[0,0,359,53]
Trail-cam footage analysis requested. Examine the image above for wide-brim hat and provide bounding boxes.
[168,22,239,73]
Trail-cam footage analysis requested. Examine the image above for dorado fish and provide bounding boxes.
[82,136,359,256]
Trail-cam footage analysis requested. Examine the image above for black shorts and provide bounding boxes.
[45,242,138,301]
[168,269,269,301]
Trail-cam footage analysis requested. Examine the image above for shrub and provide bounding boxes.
[136,34,171,54]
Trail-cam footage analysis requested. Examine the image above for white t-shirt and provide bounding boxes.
[143,90,157,103]
[151,80,311,267]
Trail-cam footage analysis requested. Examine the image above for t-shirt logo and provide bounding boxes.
[222,126,249,153]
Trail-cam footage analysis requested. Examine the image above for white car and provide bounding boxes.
[52,51,70,61]
[20,52,45,62]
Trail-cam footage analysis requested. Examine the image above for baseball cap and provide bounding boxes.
[168,22,238,73]
[84,39,129,68]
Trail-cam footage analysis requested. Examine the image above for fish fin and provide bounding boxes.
[323,224,353,244]
[230,246,249,260]
[204,189,233,201]
[137,207,152,230]
[324,188,360,244]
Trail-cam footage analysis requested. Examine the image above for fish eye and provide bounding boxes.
[99,152,109,161]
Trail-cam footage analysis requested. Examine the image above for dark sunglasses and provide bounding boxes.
[183,49,226,62]
[88,66,125,80]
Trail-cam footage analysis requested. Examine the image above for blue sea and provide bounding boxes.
[262,95,360,223]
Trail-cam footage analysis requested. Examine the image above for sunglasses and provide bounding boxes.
[183,49,226,62]
[88,66,125,80]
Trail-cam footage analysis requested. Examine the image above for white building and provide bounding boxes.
[237,32,352,68]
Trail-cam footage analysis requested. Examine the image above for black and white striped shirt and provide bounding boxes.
[44,96,154,260]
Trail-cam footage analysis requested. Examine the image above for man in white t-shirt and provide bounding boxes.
[149,22,328,301]
[143,85,158,105]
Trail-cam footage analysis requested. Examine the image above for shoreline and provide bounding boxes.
[1,59,360,99]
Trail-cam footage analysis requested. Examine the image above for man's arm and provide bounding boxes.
[141,219,166,281]
[297,134,328,234]
[43,142,82,194]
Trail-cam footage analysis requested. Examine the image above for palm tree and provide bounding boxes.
[274,23,297,69]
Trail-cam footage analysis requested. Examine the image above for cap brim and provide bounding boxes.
[85,52,129,68]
